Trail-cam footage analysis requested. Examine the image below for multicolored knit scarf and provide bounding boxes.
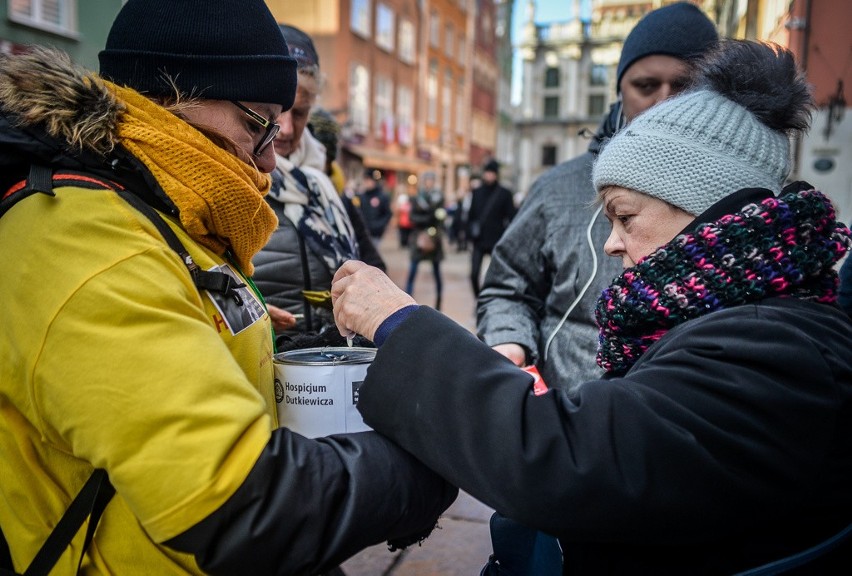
[595,187,852,373]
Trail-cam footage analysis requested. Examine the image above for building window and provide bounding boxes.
[588,94,606,117]
[456,80,465,135]
[430,10,440,47]
[590,64,608,86]
[445,23,455,57]
[544,67,559,88]
[442,70,453,134]
[351,0,372,37]
[427,61,438,124]
[542,144,557,167]
[9,0,76,35]
[458,36,466,65]
[481,13,492,44]
[543,96,559,118]
[375,3,395,52]
[374,75,394,141]
[397,85,414,146]
[349,64,370,133]
[398,19,415,64]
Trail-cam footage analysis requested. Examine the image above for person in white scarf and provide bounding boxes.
[251,25,360,339]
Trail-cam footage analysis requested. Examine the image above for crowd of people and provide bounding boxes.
[2,1,850,575]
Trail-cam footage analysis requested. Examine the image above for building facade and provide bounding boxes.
[469,0,499,172]
[513,0,642,197]
[0,0,122,68]
[746,0,851,224]
[269,1,506,203]
[493,0,516,188]
[268,0,432,198]
[419,0,473,198]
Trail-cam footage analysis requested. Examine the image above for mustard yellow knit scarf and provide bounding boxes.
[109,84,277,275]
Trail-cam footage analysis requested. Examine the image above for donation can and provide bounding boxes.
[273,347,376,438]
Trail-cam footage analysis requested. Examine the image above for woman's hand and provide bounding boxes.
[266,304,298,331]
[492,343,528,367]
[331,260,416,342]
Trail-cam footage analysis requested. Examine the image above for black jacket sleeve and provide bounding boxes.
[164,428,457,575]
[356,306,852,543]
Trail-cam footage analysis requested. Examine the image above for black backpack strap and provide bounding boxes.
[0,526,14,575]
[0,470,114,576]
[113,189,245,300]
[2,168,241,300]
[0,165,56,218]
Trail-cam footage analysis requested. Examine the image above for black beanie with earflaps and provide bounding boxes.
[98,0,297,109]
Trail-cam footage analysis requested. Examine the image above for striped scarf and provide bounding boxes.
[595,187,851,373]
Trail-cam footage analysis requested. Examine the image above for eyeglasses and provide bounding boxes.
[231,101,280,157]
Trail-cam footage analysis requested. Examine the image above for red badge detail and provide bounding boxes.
[522,365,548,395]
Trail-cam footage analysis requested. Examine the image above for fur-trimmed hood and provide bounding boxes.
[0,47,175,211]
[0,46,123,158]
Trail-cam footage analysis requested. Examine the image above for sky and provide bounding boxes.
[510,0,592,103]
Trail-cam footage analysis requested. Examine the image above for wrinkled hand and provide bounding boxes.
[492,343,528,367]
[266,304,298,332]
[331,260,416,342]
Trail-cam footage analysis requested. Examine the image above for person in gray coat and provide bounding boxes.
[477,2,718,390]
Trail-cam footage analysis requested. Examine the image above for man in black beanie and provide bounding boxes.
[615,1,718,120]
[0,1,456,575]
[477,2,718,389]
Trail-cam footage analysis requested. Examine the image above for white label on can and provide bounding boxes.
[274,362,372,438]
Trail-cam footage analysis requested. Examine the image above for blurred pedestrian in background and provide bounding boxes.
[477,2,719,389]
[330,40,852,575]
[0,1,455,574]
[307,107,345,190]
[357,168,392,248]
[395,191,414,248]
[454,173,478,252]
[405,171,446,311]
[467,159,515,296]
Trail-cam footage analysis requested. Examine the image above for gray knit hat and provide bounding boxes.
[592,89,791,216]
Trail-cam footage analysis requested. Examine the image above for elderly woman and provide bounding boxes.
[0,2,455,574]
[331,40,852,574]
[252,24,375,345]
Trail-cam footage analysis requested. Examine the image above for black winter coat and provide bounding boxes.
[408,189,445,262]
[358,185,392,238]
[357,303,852,575]
[467,182,516,250]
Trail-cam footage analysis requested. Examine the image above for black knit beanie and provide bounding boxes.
[616,2,718,93]
[483,159,500,174]
[280,24,319,69]
[98,0,297,108]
